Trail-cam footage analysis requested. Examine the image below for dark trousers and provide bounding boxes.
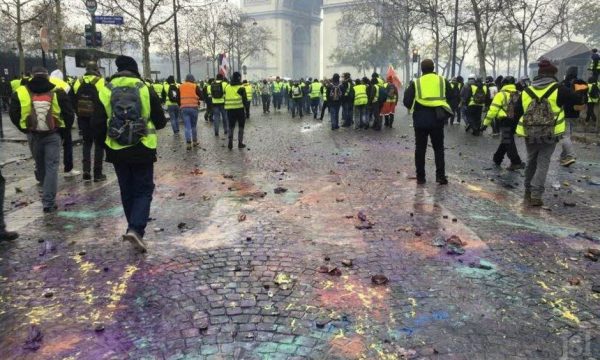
[586,103,597,123]
[466,106,483,134]
[310,98,320,118]
[262,95,271,113]
[0,167,5,230]
[227,108,246,145]
[342,101,353,127]
[292,99,303,118]
[320,100,328,120]
[493,125,523,165]
[371,102,382,130]
[329,103,340,130]
[244,102,251,119]
[60,128,74,172]
[113,162,154,238]
[80,117,104,176]
[384,114,395,127]
[414,126,445,180]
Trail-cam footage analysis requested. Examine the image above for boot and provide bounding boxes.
[228,128,233,150]
[389,115,394,128]
[238,127,246,149]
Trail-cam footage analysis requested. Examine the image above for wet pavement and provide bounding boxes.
[1,106,600,359]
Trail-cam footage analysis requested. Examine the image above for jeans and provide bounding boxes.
[525,140,557,199]
[329,103,341,129]
[273,94,282,110]
[414,126,445,180]
[354,105,367,129]
[342,102,353,127]
[167,105,180,134]
[252,96,260,106]
[292,99,303,118]
[262,95,271,113]
[181,107,199,143]
[212,104,228,136]
[113,162,154,238]
[560,118,576,161]
[0,167,5,230]
[60,128,73,172]
[310,98,320,118]
[30,132,61,208]
[493,124,522,166]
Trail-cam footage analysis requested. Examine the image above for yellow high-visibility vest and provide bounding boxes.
[224,84,244,110]
[411,73,451,113]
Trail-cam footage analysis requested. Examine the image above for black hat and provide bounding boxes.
[332,73,340,81]
[232,71,242,82]
[115,55,139,76]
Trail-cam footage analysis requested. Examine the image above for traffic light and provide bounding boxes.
[85,25,93,47]
[95,31,102,47]
[412,49,419,63]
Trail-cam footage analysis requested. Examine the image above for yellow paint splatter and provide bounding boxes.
[332,329,345,341]
[537,281,550,290]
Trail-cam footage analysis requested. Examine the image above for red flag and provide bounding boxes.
[218,53,229,76]
[386,64,402,91]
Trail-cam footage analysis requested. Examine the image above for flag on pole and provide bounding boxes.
[218,53,229,77]
[386,64,402,91]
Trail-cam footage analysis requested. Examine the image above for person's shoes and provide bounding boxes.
[64,170,81,178]
[238,143,246,149]
[193,141,200,147]
[528,197,544,207]
[228,139,233,150]
[436,176,448,185]
[43,205,57,214]
[507,163,525,171]
[0,230,19,241]
[491,132,500,137]
[494,162,502,168]
[465,124,472,132]
[215,133,219,137]
[417,178,426,185]
[560,158,576,167]
[524,190,531,202]
[186,143,192,150]
[83,173,92,181]
[122,230,147,253]
[94,174,107,182]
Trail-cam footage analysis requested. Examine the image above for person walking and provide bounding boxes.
[203,79,213,123]
[50,70,80,178]
[163,76,180,135]
[403,59,454,185]
[514,59,578,207]
[290,81,304,118]
[259,79,272,114]
[224,72,248,150]
[325,74,343,129]
[179,74,202,150]
[72,61,106,182]
[309,79,322,119]
[272,77,283,111]
[208,74,228,137]
[95,56,167,252]
[319,79,329,121]
[462,75,488,136]
[9,66,74,213]
[381,75,399,128]
[558,66,587,167]
[242,80,253,119]
[0,168,19,241]
[481,76,524,170]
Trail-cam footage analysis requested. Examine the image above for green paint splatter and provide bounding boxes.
[57,207,122,220]
[456,260,497,278]
[63,224,75,230]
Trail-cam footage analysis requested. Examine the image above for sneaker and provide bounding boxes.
[122,230,147,253]
[228,140,233,150]
[436,176,448,185]
[507,163,525,171]
[0,230,19,241]
[186,143,192,150]
[192,141,200,148]
[64,170,81,178]
[43,205,58,214]
[528,197,544,207]
[93,174,107,182]
[238,143,246,149]
[83,173,92,181]
[560,158,576,167]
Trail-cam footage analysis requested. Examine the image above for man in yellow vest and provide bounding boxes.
[272,77,283,111]
[94,56,167,252]
[72,61,106,181]
[289,81,304,118]
[224,72,248,150]
[163,75,180,135]
[586,76,599,123]
[514,59,579,207]
[242,80,253,119]
[481,76,524,170]
[208,73,228,136]
[9,66,74,213]
[352,78,368,129]
[309,79,322,120]
[402,59,454,185]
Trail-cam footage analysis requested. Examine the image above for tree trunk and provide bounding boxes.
[55,0,64,74]
[522,43,529,77]
[142,32,151,78]
[471,1,487,78]
[17,1,25,74]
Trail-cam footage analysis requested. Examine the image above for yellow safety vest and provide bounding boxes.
[371,84,379,103]
[208,81,226,104]
[516,83,565,138]
[412,73,451,112]
[152,83,163,98]
[49,77,70,92]
[163,82,180,106]
[16,86,64,131]
[468,84,487,106]
[224,84,243,110]
[310,83,322,99]
[10,79,22,92]
[99,77,157,150]
[273,81,282,93]
[353,84,367,106]
[73,75,105,94]
[244,84,253,100]
[483,84,517,126]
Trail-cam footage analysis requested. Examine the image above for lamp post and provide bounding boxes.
[451,0,459,77]
[374,21,382,73]
[412,48,420,78]
[172,0,181,82]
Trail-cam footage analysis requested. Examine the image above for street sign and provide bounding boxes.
[85,0,97,13]
[40,27,49,52]
[94,15,124,25]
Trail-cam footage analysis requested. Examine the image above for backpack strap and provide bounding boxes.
[540,83,558,100]
[523,86,538,101]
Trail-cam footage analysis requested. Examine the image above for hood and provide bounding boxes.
[500,84,517,92]
[50,69,64,81]
[27,77,56,93]
[531,75,557,89]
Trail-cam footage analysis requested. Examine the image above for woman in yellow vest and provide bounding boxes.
[179,74,202,149]
[225,72,249,150]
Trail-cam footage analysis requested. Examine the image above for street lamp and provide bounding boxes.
[412,49,420,78]
[374,21,382,73]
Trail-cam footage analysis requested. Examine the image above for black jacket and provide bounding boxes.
[560,77,587,118]
[403,73,455,129]
[93,71,167,164]
[9,76,74,133]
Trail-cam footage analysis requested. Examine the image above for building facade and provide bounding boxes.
[241,0,354,80]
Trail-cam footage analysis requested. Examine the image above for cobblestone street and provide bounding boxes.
[1,107,600,359]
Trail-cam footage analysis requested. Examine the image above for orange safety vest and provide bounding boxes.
[179,82,199,108]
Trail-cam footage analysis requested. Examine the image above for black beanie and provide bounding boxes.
[115,55,139,76]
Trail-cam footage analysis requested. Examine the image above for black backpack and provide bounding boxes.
[472,85,486,105]
[76,77,100,118]
[211,81,224,99]
[329,85,342,101]
[107,82,147,146]
[167,84,178,102]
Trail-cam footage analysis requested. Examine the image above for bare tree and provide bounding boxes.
[503,0,567,76]
[456,34,474,76]
[0,0,50,73]
[155,27,176,77]
[465,0,503,77]
[109,0,181,78]
[416,0,452,70]
[195,4,227,76]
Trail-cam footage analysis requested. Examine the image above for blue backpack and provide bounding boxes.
[107,81,148,146]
